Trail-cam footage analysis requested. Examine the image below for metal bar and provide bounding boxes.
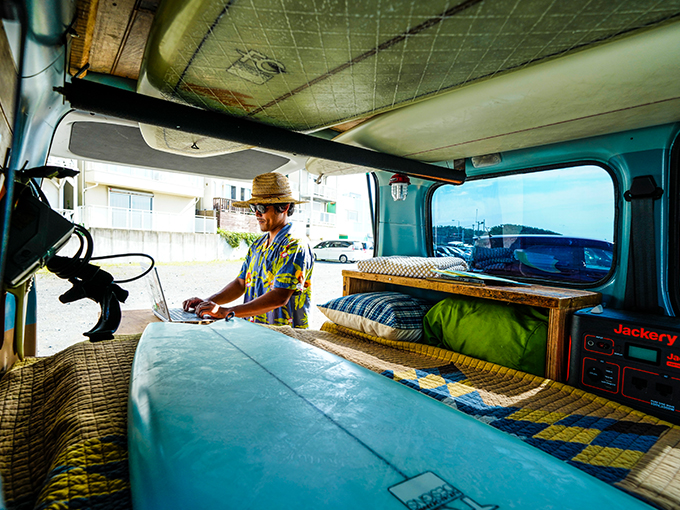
[59,79,465,184]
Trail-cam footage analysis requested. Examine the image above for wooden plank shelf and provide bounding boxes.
[342,270,602,382]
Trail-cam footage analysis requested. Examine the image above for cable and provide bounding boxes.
[90,253,156,283]
[90,253,155,283]
[46,225,94,280]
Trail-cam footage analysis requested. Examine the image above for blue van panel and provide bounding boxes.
[129,319,652,509]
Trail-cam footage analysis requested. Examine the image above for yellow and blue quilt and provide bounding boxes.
[384,365,669,487]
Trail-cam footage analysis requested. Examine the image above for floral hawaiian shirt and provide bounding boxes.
[237,223,314,328]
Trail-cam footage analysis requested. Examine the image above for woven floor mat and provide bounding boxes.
[0,337,139,510]
[270,322,680,510]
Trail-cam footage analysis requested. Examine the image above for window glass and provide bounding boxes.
[110,190,153,230]
[431,165,615,284]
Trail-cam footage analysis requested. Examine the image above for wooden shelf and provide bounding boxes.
[118,309,161,336]
[342,270,602,382]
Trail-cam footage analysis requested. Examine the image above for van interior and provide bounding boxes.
[1,0,680,509]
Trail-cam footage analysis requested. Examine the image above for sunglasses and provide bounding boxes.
[248,203,272,214]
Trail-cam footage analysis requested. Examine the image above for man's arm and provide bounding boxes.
[183,278,246,312]
[195,287,295,319]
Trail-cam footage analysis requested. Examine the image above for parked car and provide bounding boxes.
[312,240,369,263]
[472,235,614,284]
[434,244,472,261]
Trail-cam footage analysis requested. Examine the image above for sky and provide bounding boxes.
[431,165,615,242]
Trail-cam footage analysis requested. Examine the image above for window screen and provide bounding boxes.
[431,165,615,284]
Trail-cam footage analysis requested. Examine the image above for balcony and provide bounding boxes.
[67,206,217,233]
[85,165,204,197]
[311,210,336,227]
[213,197,252,214]
[299,183,337,201]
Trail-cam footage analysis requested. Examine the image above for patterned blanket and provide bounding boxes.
[2,326,680,509]
[0,337,137,510]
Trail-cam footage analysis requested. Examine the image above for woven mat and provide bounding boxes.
[3,327,680,509]
[0,336,139,510]
[268,322,680,510]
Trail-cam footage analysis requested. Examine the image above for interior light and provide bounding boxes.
[471,153,502,168]
[389,173,411,201]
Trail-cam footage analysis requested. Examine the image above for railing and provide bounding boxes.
[73,205,215,233]
[298,183,337,201]
[213,197,252,214]
[56,208,76,222]
[312,183,337,201]
[312,211,336,227]
[195,215,217,234]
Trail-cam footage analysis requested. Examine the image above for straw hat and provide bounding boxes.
[232,172,307,208]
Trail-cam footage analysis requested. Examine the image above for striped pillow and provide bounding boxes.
[317,292,432,342]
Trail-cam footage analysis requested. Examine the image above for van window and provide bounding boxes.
[431,165,615,284]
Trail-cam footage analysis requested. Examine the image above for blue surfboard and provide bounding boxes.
[128,319,652,509]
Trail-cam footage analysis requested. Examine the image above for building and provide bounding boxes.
[41,158,372,261]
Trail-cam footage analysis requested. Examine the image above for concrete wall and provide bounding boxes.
[84,228,251,262]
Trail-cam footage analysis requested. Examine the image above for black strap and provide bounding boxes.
[623,176,663,312]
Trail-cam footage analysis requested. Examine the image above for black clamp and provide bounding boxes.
[47,255,129,341]
[624,175,663,202]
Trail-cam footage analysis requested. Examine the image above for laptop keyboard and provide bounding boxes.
[169,308,205,322]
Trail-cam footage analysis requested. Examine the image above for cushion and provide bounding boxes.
[356,256,468,278]
[317,292,432,342]
[423,296,548,376]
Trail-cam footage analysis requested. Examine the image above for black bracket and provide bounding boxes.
[624,175,663,202]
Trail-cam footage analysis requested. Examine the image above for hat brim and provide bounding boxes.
[232,196,308,208]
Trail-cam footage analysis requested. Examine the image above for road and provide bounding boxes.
[34,259,356,356]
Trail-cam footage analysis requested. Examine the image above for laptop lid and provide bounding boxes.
[144,265,215,324]
[147,267,172,322]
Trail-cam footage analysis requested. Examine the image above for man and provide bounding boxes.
[183,173,314,328]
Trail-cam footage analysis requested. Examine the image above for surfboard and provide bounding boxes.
[128,319,652,510]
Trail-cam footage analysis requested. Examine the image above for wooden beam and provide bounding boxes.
[89,0,137,74]
[112,9,154,79]
[69,0,100,76]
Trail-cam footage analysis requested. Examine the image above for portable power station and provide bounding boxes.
[569,307,680,423]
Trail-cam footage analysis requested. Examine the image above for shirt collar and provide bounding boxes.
[269,222,292,246]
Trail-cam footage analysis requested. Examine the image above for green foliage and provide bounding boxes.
[434,223,560,245]
[217,229,260,248]
[488,224,560,236]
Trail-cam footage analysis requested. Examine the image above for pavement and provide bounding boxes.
[34,259,356,356]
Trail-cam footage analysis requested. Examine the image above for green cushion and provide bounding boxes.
[423,296,548,377]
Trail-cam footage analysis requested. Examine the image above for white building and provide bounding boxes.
[41,158,373,260]
[288,169,373,244]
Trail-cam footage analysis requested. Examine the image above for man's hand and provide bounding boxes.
[195,300,232,319]
[182,297,203,312]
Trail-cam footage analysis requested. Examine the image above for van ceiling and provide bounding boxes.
[71,0,680,132]
[61,0,680,177]
[66,121,290,178]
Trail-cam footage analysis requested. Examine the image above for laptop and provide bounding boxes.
[146,266,215,324]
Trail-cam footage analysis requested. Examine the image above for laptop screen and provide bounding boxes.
[147,267,171,321]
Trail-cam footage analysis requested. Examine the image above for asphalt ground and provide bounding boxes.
[34,259,355,356]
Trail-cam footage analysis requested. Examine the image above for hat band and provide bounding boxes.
[252,193,292,199]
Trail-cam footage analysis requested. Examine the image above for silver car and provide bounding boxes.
[312,240,369,263]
